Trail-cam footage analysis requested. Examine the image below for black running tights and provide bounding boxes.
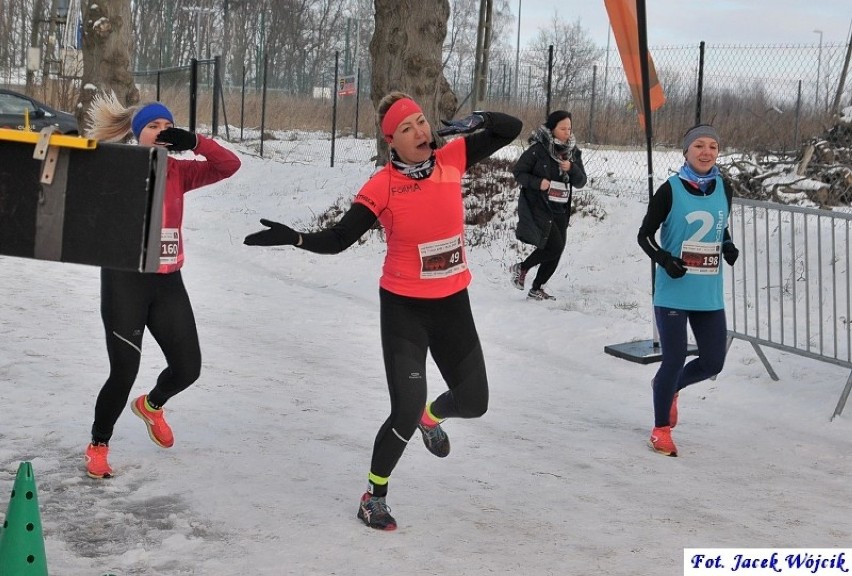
[370,288,489,483]
[91,269,201,443]
[521,211,568,290]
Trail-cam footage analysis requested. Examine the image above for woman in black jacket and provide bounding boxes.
[511,110,587,300]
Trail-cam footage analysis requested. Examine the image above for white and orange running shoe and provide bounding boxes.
[132,395,174,448]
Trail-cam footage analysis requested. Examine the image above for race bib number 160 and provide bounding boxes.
[160,228,180,265]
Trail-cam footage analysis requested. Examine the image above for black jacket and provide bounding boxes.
[513,141,587,248]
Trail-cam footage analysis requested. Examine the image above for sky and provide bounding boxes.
[0,130,850,575]
[517,0,852,48]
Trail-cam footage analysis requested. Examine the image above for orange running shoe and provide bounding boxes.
[132,395,174,448]
[85,443,113,479]
[669,392,679,429]
[649,426,678,457]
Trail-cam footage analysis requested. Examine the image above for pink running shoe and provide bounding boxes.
[669,392,679,429]
[649,426,678,457]
[132,395,174,448]
[85,443,113,479]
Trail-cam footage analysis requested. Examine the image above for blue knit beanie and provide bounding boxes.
[131,103,174,139]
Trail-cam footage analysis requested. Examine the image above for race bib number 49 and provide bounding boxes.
[160,228,180,265]
[418,235,467,279]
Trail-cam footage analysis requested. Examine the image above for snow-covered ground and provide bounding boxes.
[0,133,849,576]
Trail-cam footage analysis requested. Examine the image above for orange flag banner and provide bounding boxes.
[603,0,665,129]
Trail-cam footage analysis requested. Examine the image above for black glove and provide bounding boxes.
[243,219,300,246]
[155,127,197,152]
[722,242,739,266]
[661,252,687,279]
[435,112,486,136]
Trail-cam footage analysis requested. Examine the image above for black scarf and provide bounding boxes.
[390,149,436,180]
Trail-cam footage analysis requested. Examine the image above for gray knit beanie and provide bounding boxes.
[682,124,720,153]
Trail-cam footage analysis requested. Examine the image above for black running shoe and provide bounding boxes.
[510,263,527,290]
[417,421,450,457]
[528,288,555,300]
[357,492,397,531]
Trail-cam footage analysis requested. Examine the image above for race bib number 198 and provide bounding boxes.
[680,241,720,274]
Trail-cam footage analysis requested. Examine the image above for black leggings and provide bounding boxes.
[91,269,201,444]
[521,211,568,290]
[370,288,489,481]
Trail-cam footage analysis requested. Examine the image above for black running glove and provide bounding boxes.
[435,112,486,136]
[661,252,687,279]
[156,127,197,152]
[722,242,739,266]
[244,218,300,246]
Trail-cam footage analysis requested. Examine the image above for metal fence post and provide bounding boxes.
[189,58,198,132]
[546,45,553,117]
[695,41,705,125]
[331,51,339,168]
[212,55,221,136]
[240,64,246,142]
[260,53,268,158]
[794,80,802,149]
[354,67,361,138]
[589,64,597,143]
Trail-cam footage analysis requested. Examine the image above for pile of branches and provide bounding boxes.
[720,116,852,207]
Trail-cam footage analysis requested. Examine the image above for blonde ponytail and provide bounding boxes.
[85,92,139,142]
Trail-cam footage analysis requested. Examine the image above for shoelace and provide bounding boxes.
[421,422,445,439]
[368,497,392,515]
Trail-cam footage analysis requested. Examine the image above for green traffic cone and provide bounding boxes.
[0,462,48,576]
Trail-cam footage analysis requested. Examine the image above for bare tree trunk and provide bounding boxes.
[76,0,138,129]
[831,33,852,116]
[26,0,45,92]
[370,0,457,163]
[471,0,493,110]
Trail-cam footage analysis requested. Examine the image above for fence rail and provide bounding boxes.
[727,198,852,418]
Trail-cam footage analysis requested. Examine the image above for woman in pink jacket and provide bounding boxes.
[83,93,241,479]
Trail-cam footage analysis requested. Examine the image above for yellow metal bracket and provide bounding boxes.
[0,127,97,150]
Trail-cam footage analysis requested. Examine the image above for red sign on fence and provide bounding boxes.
[338,75,356,96]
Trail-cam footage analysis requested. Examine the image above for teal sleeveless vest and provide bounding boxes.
[654,175,729,311]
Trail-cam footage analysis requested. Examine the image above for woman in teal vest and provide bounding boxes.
[636,124,739,457]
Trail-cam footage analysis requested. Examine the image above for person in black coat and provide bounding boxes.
[511,110,587,300]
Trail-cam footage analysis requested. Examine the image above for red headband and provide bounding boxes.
[380,98,423,139]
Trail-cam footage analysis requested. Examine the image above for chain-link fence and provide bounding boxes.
[133,57,228,137]
[216,41,849,199]
[124,40,852,204]
[476,42,852,154]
